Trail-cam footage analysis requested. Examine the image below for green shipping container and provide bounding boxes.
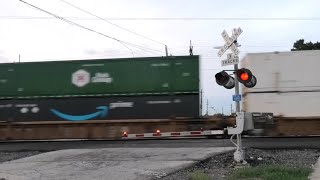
[0,56,199,99]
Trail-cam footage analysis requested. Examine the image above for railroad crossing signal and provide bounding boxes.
[215,27,257,164]
[215,68,257,89]
[221,53,239,66]
[215,71,235,89]
[217,27,242,58]
[236,68,257,88]
[215,27,257,89]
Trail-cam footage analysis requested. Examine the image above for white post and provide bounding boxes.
[233,63,245,163]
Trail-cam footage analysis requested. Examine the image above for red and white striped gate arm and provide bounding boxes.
[122,130,224,139]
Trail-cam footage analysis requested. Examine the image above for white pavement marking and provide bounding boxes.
[0,147,235,180]
[310,156,320,180]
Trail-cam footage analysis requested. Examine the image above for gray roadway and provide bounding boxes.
[0,147,236,180]
[1,137,320,151]
[0,137,319,180]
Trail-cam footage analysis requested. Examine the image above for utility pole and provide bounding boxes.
[165,45,168,57]
[189,40,193,56]
[206,100,209,116]
[19,54,21,63]
[200,89,203,116]
[210,107,216,115]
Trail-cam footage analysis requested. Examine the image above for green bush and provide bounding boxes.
[189,170,211,180]
[228,165,312,180]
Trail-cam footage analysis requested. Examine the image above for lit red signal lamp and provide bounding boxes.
[240,72,249,81]
[236,68,257,88]
[215,68,257,89]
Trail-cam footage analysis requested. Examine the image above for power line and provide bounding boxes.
[59,0,166,46]
[18,0,164,56]
[101,17,320,21]
[2,16,320,21]
[120,41,163,53]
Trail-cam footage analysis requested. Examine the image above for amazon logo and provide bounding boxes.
[50,106,108,121]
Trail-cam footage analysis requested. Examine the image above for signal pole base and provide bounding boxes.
[233,149,247,164]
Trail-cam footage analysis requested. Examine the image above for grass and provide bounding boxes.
[228,165,312,180]
[189,170,211,180]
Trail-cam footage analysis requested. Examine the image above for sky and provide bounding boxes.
[1,0,320,115]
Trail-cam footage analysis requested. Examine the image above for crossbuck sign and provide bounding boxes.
[217,27,243,66]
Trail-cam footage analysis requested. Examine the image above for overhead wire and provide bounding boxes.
[2,16,320,21]
[18,0,164,56]
[59,0,167,47]
[8,1,304,57]
[104,17,320,21]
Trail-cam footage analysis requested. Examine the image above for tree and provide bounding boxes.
[291,39,320,51]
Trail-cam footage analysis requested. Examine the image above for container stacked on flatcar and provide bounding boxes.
[241,50,320,117]
[0,56,200,122]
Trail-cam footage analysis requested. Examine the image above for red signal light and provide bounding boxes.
[122,131,128,137]
[236,68,257,88]
[216,68,257,89]
[240,72,249,81]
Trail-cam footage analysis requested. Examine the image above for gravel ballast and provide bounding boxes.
[160,148,320,180]
[0,151,44,163]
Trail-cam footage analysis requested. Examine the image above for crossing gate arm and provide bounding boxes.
[122,130,225,139]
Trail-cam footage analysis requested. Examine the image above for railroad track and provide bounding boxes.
[0,117,319,141]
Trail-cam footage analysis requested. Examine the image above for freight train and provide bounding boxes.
[0,56,209,140]
[0,56,200,122]
[241,50,320,117]
[0,51,319,141]
[241,50,320,136]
